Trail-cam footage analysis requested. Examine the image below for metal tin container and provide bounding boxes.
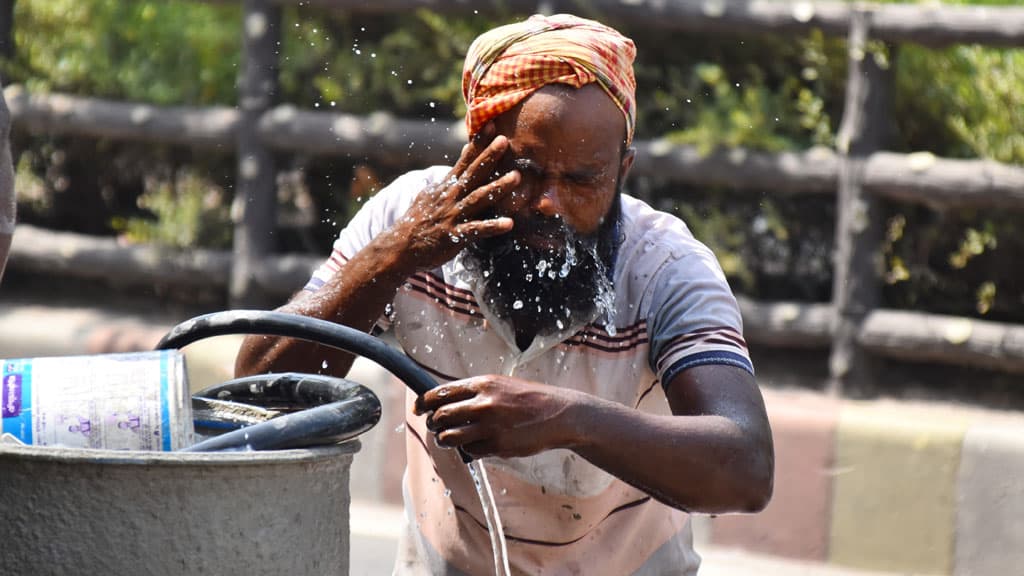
[0,441,359,576]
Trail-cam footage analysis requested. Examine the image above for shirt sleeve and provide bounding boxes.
[302,166,448,329]
[646,246,754,388]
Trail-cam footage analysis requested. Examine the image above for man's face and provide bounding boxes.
[463,186,622,339]
[462,83,635,336]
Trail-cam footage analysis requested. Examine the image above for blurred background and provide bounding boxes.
[1,1,1022,575]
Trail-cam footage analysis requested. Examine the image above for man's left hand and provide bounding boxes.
[413,376,582,458]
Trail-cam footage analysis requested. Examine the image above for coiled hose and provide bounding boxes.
[155,310,439,453]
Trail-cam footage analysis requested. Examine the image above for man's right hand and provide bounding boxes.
[382,123,521,273]
[234,125,521,378]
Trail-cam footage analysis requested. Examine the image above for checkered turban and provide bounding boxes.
[462,14,637,145]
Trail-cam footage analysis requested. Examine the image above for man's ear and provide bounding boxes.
[619,146,636,183]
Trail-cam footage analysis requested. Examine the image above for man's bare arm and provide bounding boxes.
[569,365,774,513]
[235,128,521,378]
[416,364,774,514]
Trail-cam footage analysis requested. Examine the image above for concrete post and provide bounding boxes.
[231,0,282,307]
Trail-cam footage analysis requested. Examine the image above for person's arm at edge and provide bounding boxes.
[0,83,14,284]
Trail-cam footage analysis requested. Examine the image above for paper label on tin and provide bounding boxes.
[1,351,193,451]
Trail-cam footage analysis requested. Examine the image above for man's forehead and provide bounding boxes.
[496,84,627,151]
[527,83,621,115]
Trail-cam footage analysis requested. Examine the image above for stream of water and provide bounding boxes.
[468,459,511,576]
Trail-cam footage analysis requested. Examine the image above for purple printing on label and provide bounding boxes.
[2,373,21,417]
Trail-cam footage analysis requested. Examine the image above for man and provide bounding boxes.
[237,14,773,575]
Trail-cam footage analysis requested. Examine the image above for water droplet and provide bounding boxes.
[395,423,406,433]
[443,488,452,497]
[512,300,524,310]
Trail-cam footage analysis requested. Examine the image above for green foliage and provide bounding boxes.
[110,170,231,250]
[9,0,240,105]
[666,63,799,154]
[7,0,1024,322]
[278,9,503,117]
[657,33,840,154]
[675,194,754,289]
[896,44,1024,164]
[883,35,1024,320]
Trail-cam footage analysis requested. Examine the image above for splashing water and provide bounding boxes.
[468,460,511,576]
[558,241,577,278]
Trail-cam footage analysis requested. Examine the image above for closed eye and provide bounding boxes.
[513,158,543,176]
[566,171,602,185]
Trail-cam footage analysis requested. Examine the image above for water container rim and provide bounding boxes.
[0,439,360,466]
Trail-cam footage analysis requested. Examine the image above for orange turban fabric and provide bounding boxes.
[462,14,637,145]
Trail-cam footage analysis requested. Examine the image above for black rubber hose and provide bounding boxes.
[184,373,381,453]
[195,372,372,405]
[157,310,471,458]
[155,310,437,395]
[185,398,380,452]
[191,372,377,439]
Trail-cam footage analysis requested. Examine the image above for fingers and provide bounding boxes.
[449,123,497,178]
[457,169,520,215]
[452,217,514,243]
[436,426,492,453]
[449,129,514,203]
[426,399,481,433]
[434,124,519,235]
[456,134,511,196]
[414,380,479,415]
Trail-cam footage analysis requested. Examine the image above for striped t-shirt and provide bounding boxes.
[306,166,753,575]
